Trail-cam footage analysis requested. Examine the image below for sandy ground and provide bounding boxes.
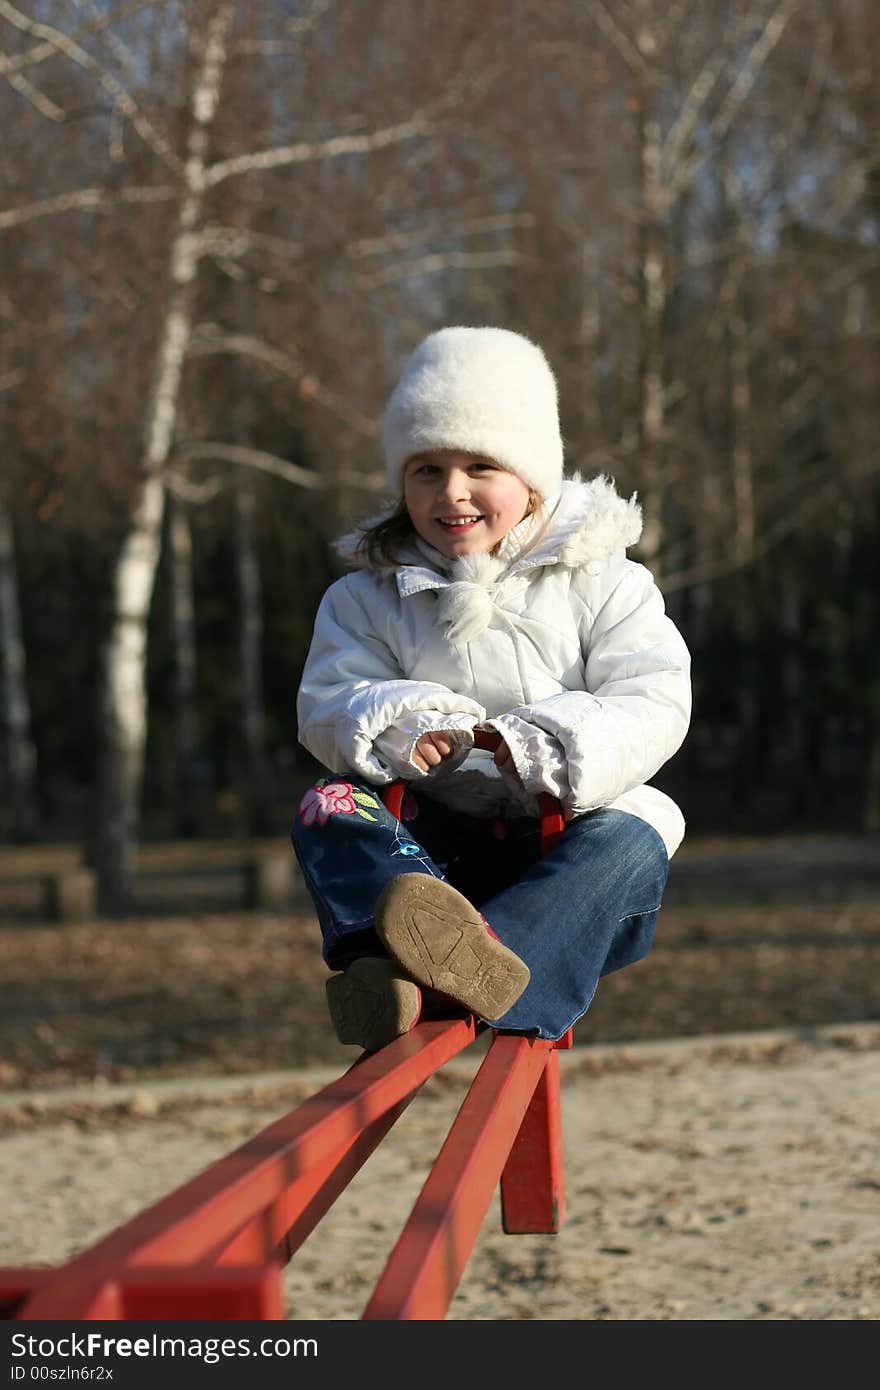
[2,1021,878,1322]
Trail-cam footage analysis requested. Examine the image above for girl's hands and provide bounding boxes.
[493,738,521,782]
[411,728,521,784]
[412,730,456,772]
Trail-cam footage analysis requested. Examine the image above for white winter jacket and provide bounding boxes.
[296,476,692,857]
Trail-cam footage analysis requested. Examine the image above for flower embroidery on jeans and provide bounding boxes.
[391,841,422,857]
[298,778,379,825]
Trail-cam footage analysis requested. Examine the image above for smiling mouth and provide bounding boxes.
[436,515,483,530]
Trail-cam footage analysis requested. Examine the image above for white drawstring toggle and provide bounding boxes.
[436,582,495,646]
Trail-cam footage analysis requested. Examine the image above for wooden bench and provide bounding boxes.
[2,740,571,1320]
[0,842,297,920]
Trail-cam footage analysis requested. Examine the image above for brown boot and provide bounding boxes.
[325,957,422,1052]
[374,874,530,1023]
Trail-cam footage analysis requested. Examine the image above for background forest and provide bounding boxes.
[1,0,878,914]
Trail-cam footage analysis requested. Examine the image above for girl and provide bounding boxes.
[293,326,691,1051]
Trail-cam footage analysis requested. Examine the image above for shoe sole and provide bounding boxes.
[325,957,422,1052]
[375,874,530,1022]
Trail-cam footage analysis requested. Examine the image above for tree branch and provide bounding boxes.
[0,0,180,170]
[70,0,141,78]
[174,441,384,493]
[175,442,324,490]
[660,477,840,593]
[673,0,800,196]
[187,327,379,438]
[0,0,154,76]
[348,212,534,258]
[584,0,650,76]
[232,0,337,54]
[662,45,728,179]
[0,183,174,231]
[654,0,696,51]
[188,326,303,378]
[197,213,534,284]
[199,223,304,261]
[711,0,800,142]
[0,367,26,394]
[205,114,440,188]
[356,248,524,289]
[164,468,224,504]
[0,65,64,119]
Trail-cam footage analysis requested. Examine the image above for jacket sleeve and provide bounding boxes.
[487,556,691,814]
[296,576,486,783]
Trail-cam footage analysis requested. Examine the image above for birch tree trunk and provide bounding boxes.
[727,258,755,565]
[0,492,37,838]
[95,4,233,908]
[234,474,271,835]
[725,247,763,802]
[779,566,815,817]
[862,487,880,831]
[168,489,201,836]
[577,240,603,449]
[634,96,667,571]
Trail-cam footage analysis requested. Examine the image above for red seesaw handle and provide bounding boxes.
[382,727,565,857]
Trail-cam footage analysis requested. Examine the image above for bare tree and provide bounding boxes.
[1,1,515,902]
[5,0,877,849]
[0,484,37,837]
[92,3,235,906]
[166,486,201,835]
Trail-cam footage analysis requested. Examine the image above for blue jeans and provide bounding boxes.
[291,775,669,1041]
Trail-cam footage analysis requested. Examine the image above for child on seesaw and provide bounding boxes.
[293,326,691,1051]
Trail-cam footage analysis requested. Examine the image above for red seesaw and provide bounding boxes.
[2,733,570,1321]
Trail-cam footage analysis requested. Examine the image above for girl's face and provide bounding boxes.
[403,450,533,559]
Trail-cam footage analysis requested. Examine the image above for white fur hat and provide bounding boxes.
[381,326,564,498]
